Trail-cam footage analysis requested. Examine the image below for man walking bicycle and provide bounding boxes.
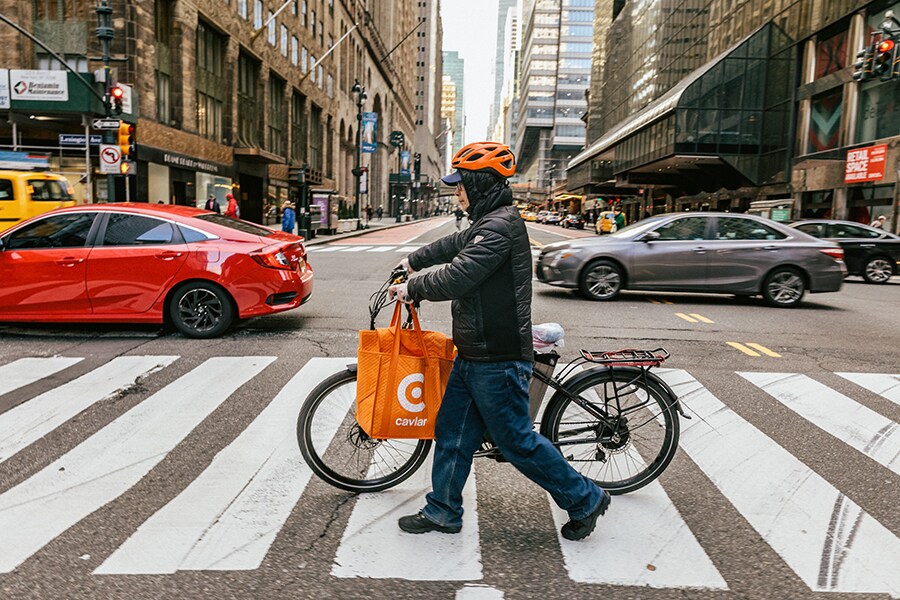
[388,142,610,541]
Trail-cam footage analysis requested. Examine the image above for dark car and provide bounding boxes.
[788,220,900,284]
[561,214,585,229]
[536,212,846,307]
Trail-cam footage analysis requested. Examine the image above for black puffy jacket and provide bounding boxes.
[406,171,533,362]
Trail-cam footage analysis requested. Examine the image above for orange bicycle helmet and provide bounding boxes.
[451,142,516,178]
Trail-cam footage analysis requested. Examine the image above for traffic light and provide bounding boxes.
[413,152,421,177]
[852,43,875,81]
[110,85,124,115]
[873,36,897,80]
[118,122,135,159]
[119,161,135,175]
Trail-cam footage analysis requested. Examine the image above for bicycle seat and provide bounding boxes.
[532,322,565,352]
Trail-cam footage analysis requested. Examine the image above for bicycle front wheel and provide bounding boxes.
[296,367,432,493]
[540,368,679,495]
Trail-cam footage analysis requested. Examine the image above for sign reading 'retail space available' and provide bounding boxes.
[845,144,887,183]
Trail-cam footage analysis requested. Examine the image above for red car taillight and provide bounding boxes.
[819,247,844,261]
[251,246,293,270]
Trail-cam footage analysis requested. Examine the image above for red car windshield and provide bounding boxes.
[195,214,277,237]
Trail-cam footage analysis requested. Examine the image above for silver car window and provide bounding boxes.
[828,223,881,239]
[653,217,709,241]
[794,223,825,237]
[716,217,786,240]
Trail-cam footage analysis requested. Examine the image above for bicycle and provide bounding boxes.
[296,269,688,495]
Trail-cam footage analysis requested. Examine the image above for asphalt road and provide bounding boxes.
[1,217,898,600]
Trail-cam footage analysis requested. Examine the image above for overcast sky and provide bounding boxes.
[440,0,499,144]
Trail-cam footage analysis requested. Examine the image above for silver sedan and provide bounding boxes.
[535,212,847,307]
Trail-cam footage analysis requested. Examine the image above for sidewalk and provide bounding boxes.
[302,216,441,246]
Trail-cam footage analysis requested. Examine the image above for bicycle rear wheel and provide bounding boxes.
[540,368,679,495]
[296,367,432,493]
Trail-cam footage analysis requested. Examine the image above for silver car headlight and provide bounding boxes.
[548,247,583,267]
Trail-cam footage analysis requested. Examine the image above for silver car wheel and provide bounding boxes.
[863,257,893,284]
[765,270,804,307]
[583,262,622,300]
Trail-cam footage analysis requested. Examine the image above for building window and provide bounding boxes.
[310,56,317,82]
[238,0,247,19]
[281,24,288,56]
[856,79,900,143]
[254,0,263,29]
[807,89,842,153]
[268,76,285,156]
[301,0,307,27]
[292,92,307,163]
[267,11,276,45]
[302,47,308,73]
[33,0,90,20]
[155,0,174,125]
[327,73,334,98]
[291,36,299,65]
[309,104,323,171]
[196,21,226,142]
[237,53,260,147]
[815,29,847,80]
[311,10,316,35]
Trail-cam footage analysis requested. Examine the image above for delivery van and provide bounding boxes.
[0,170,77,232]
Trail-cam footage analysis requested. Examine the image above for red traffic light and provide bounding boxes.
[877,39,895,53]
[111,86,124,99]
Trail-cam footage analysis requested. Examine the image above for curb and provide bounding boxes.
[303,216,441,246]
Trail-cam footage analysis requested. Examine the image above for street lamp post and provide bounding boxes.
[351,79,367,230]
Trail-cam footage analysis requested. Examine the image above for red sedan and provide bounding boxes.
[0,203,313,338]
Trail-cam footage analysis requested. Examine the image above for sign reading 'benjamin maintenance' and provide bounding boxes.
[9,70,68,102]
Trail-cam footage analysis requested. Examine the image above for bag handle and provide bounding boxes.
[381,303,430,436]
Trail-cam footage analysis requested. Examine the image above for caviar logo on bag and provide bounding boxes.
[397,373,425,413]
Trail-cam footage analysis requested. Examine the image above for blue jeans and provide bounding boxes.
[421,357,604,529]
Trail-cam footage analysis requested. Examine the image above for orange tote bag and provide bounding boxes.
[356,304,456,439]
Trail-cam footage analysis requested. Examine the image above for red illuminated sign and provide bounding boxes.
[845,144,887,183]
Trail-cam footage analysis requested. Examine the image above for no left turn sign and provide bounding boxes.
[99,144,121,174]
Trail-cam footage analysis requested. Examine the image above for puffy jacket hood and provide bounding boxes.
[459,170,512,222]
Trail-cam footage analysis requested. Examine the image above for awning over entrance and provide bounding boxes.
[233,147,286,164]
[568,22,793,197]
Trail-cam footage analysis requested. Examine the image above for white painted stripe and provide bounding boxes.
[0,356,178,464]
[0,357,83,397]
[0,356,274,573]
[95,358,350,574]
[332,461,482,581]
[550,481,727,589]
[456,584,504,599]
[740,373,900,475]
[311,246,345,252]
[395,246,420,252]
[837,373,900,407]
[368,246,397,252]
[658,368,900,596]
[339,246,373,252]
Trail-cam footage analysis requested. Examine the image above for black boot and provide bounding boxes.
[398,512,461,534]
[561,490,611,541]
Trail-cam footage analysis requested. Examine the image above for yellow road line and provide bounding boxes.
[529,238,544,248]
[647,298,661,304]
[690,313,715,323]
[659,298,674,305]
[746,343,782,358]
[675,313,698,323]
[727,342,761,357]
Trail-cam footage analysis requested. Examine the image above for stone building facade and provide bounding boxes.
[0,0,437,228]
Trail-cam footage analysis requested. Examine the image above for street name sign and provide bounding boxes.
[92,118,121,130]
[59,134,102,146]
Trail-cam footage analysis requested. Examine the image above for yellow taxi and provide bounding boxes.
[523,211,538,222]
[0,170,77,232]
[594,210,626,234]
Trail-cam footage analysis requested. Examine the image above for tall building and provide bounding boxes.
[514,0,594,191]
[442,50,465,152]
[569,0,898,233]
[0,0,424,226]
[491,2,521,148]
[490,0,519,139]
[441,75,458,155]
[411,0,445,216]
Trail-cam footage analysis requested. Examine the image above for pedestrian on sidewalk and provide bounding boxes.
[281,202,296,234]
[225,193,239,219]
[376,206,383,220]
[204,194,221,214]
[388,141,610,542]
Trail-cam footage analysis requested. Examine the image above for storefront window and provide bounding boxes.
[814,29,847,80]
[807,89,842,153]
[856,79,899,143]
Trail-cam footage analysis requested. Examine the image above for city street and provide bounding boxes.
[0,217,898,600]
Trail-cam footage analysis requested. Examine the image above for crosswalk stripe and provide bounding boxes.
[0,357,83,398]
[550,479,727,588]
[0,356,275,574]
[658,368,900,596]
[309,246,344,252]
[332,461,482,581]
[836,373,900,407]
[339,246,373,252]
[96,358,349,574]
[395,246,419,252]
[369,246,397,252]
[0,356,178,464]
[740,373,900,475]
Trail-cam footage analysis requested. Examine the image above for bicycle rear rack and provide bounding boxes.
[579,348,669,367]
